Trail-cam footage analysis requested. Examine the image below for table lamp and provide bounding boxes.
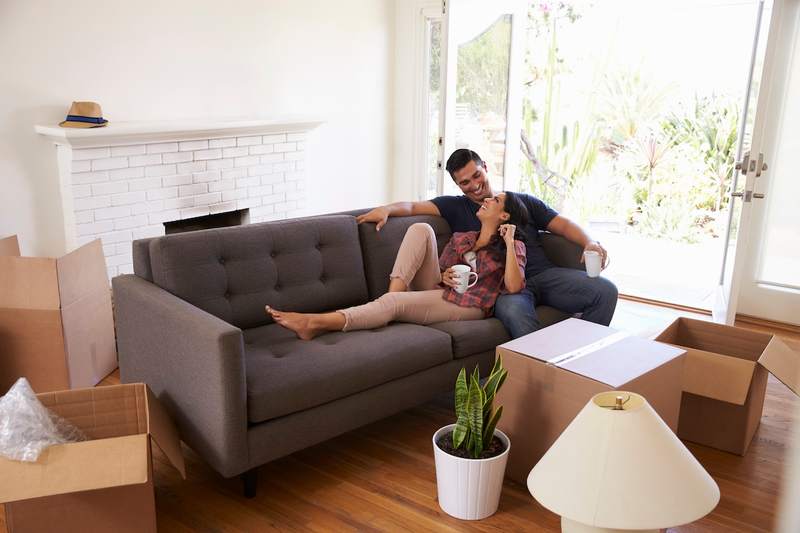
[527,391,719,533]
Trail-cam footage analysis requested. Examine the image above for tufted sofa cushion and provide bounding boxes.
[427,319,510,359]
[242,322,453,423]
[357,215,452,300]
[148,215,369,329]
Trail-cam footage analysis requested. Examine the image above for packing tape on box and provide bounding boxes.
[548,330,631,367]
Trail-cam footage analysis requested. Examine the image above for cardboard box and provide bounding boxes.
[0,235,117,393]
[655,317,799,455]
[0,383,186,532]
[496,318,686,484]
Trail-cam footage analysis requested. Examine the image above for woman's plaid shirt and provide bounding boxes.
[438,231,527,314]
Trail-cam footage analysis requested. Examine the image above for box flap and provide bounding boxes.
[759,336,800,396]
[144,386,187,479]
[499,318,684,387]
[37,384,147,440]
[0,235,20,257]
[557,335,685,388]
[0,309,70,394]
[682,347,757,405]
[0,256,60,310]
[658,317,771,361]
[56,239,109,309]
[0,434,149,503]
[60,287,117,388]
[499,318,620,363]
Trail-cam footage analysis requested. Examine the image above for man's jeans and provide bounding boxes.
[494,267,618,339]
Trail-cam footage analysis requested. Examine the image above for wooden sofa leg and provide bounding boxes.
[242,468,258,498]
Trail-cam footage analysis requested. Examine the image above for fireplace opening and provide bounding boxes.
[164,209,250,235]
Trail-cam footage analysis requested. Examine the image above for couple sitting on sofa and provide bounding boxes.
[267,149,618,340]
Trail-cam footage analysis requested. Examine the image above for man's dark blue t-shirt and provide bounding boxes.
[431,194,558,278]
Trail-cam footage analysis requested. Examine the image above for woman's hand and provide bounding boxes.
[441,267,460,288]
[499,224,516,246]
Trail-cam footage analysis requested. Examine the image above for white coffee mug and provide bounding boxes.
[451,264,478,294]
[583,250,610,278]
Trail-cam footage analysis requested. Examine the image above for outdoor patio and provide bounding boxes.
[593,228,722,309]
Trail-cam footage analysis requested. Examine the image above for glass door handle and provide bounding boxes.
[755,152,767,177]
[731,191,765,201]
[735,152,750,174]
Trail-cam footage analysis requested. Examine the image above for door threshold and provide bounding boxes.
[618,294,712,316]
[619,294,800,335]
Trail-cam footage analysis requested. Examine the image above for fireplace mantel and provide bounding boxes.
[35,117,322,278]
[35,117,323,148]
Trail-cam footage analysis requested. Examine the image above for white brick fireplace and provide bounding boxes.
[36,118,322,278]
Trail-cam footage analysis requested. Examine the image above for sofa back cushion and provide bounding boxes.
[357,215,452,300]
[147,215,369,329]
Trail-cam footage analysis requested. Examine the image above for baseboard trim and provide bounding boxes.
[734,313,800,335]
[618,294,800,335]
[618,294,712,316]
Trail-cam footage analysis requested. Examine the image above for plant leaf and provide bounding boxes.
[495,369,508,395]
[467,375,483,457]
[482,367,507,402]
[453,414,468,449]
[469,430,482,459]
[489,356,502,377]
[483,405,504,449]
[454,368,467,420]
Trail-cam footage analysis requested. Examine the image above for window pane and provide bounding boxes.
[426,19,442,200]
[756,30,800,289]
[451,14,512,194]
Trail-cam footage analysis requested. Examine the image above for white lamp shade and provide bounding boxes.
[527,391,720,530]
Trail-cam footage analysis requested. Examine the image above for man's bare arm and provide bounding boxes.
[355,201,441,231]
[546,214,609,267]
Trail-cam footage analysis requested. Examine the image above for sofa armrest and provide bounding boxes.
[540,232,586,271]
[112,274,249,477]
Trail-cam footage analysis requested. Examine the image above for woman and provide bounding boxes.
[266,191,529,340]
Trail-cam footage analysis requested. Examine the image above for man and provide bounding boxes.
[356,149,618,338]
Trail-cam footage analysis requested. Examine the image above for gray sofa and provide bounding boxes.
[112,213,582,496]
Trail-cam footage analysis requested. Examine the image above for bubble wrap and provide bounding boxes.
[0,377,88,462]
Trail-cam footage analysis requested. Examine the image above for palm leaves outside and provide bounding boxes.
[452,357,508,459]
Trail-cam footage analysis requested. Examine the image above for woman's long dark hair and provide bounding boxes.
[487,191,528,260]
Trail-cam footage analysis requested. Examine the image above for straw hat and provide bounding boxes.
[59,101,109,128]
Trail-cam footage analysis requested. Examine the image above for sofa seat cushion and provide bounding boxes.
[243,322,453,423]
[427,307,571,358]
[428,318,509,359]
[536,305,573,328]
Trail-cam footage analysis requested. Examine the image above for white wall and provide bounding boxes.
[0,0,394,256]
[392,0,439,203]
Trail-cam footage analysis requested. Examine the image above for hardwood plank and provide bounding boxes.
[1,301,797,531]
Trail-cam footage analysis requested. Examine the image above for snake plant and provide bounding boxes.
[452,357,508,459]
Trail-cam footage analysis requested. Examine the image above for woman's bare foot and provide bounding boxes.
[265,306,327,340]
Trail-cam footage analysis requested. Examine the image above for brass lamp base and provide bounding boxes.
[561,516,662,533]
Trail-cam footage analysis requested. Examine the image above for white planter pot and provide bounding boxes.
[432,423,510,520]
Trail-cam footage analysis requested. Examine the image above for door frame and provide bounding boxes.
[735,0,800,324]
[392,0,442,203]
[716,0,800,326]
[440,0,526,195]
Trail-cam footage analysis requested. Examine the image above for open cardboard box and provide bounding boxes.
[496,318,686,484]
[0,235,117,393]
[655,317,799,455]
[0,383,186,532]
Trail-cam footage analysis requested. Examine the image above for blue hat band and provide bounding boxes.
[66,115,108,124]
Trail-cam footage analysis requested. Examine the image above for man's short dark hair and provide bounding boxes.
[445,149,484,179]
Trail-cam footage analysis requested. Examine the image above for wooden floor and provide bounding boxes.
[2,300,797,532]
